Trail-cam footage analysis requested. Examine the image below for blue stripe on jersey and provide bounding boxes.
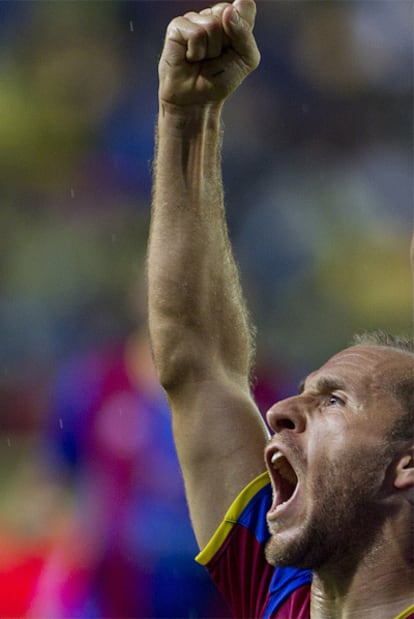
[237,483,273,544]
[238,481,312,617]
[265,566,312,617]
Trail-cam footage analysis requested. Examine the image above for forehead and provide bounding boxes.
[305,345,412,406]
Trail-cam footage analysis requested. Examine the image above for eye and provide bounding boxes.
[327,394,345,407]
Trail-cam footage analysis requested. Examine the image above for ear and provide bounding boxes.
[394,447,414,490]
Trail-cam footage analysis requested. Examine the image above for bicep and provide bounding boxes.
[167,377,270,549]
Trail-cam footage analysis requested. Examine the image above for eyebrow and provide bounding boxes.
[298,376,348,395]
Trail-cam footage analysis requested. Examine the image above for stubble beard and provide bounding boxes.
[265,445,390,571]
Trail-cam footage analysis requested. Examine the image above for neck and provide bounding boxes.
[310,518,414,619]
[311,569,413,619]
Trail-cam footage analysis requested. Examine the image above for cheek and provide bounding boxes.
[307,420,349,465]
[310,415,375,462]
[305,419,387,500]
[307,430,364,485]
[316,444,388,503]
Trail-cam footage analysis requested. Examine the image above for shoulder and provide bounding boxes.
[197,473,312,618]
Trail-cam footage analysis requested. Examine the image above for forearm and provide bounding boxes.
[148,103,254,391]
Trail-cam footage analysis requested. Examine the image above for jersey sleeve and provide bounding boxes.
[394,606,414,619]
[196,472,312,618]
[196,472,275,618]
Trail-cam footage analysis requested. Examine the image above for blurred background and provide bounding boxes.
[0,1,412,617]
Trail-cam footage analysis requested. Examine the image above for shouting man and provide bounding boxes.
[147,1,414,617]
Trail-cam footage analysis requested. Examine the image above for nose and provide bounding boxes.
[266,395,306,434]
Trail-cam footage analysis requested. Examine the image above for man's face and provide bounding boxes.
[264,345,410,571]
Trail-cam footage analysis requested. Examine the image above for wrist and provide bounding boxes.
[158,100,223,136]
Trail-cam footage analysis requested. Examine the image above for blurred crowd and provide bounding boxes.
[0,1,412,617]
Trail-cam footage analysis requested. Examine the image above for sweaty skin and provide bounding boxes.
[147,2,414,618]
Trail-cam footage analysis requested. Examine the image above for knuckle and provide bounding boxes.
[186,13,220,30]
[192,27,208,43]
[212,2,232,10]
[168,15,183,29]
[166,16,183,37]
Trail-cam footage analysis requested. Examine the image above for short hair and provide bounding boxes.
[351,330,414,441]
[352,330,414,354]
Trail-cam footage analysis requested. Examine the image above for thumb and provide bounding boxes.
[222,2,260,69]
[233,0,257,29]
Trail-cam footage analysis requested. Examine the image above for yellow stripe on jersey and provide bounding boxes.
[196,471,270,566]
[395,605,414,619]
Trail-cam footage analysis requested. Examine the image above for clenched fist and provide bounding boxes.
[159,0,260,108]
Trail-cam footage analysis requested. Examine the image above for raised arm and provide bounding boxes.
[147,0,269,549]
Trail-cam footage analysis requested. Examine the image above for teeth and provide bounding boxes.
[270,451,297,485]
[271,451,284,465]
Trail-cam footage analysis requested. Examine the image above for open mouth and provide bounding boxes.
[267,450,299,516]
